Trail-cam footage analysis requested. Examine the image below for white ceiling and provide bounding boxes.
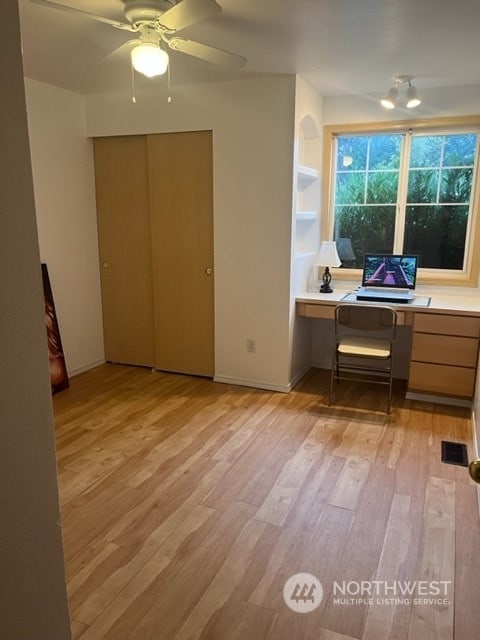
[18,0,480,97]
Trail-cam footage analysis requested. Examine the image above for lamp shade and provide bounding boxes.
[315,241,341,267]
[131,44,169,77]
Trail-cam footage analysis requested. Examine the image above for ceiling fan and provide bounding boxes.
[30,0,247,78]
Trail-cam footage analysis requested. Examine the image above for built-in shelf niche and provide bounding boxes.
[295,160,320,256]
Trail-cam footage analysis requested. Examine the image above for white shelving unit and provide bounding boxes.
[295,161,320,256]
[296,211,318,221]
[291,115,322,295]
[297,164,319,183]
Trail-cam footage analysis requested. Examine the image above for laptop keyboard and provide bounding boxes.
[363,287,409,295]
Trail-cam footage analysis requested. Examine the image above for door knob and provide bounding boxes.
[205,267,213,275]
[469,458,480,483]
[102,262,109,269]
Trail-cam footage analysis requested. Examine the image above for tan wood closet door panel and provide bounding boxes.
[148,131,214,376]
[93,135,155,367]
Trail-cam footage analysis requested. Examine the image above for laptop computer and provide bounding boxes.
[356,254,418,303]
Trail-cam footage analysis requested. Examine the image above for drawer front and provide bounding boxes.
[296,303,406,322]
[301,303,335,319]
[414,312,480,337]
[411,333,479,367]
[408,362,476,398]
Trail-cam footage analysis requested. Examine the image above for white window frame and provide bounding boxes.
[322,116,480,286]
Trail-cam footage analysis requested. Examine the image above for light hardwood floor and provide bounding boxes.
[53,364,480,640]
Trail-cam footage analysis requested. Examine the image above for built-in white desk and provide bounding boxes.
[296,290,480,406]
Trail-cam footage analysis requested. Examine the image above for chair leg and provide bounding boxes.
[387,366,393,414]
[328,352,337,406]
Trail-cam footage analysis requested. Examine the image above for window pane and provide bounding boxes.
[366,171,399,204]
[440,168,473,202]
[443,134,477,166]
[407,169,439,203]
[368,135,402,170]
[331,128,478,275]
[403,205,468,269]
[410,136,442,167]
[336,136,368,171]
[335,205,395,268]
[335,172,365,204]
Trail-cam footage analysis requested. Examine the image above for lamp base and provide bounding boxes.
[320,266,333,293]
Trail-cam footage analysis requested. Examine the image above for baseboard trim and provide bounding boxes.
[213,375,290,393]
[69,359,105,378]
[405,391,471,408]
[288,365,312,391]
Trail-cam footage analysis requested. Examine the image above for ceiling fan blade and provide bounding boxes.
[29,0,135,31]
[157,0,221,32]
[168,37,246,68]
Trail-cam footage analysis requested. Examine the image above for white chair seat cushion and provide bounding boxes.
[338,336,391,358]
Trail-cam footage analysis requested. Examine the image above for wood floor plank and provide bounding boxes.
[254,440,324,526]
[328,456,370,511]
[320,464,397,638]
[199,601,278,640]
[202,409,314,511]
[77,504,216,639]
[318,630,359,640]
[406,476,455,640]
[173,519,267,640]
[115,502,257,640]
[249,455,342,607]
[362,492,412,640]
[70,618,88,640]
[71,463,231,624]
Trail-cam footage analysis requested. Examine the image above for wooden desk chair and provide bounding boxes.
[329,304,397,413]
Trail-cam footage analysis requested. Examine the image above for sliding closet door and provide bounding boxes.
[147,131,214,376]
[93,135,155,367]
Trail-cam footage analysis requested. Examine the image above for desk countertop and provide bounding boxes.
[296,289,480,316]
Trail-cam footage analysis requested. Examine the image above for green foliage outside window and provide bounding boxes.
[333,132,478,270]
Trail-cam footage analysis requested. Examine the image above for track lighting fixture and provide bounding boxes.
[380,75,421,110]
[380,86,398,109]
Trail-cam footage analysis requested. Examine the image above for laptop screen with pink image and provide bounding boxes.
[356,254,418,303]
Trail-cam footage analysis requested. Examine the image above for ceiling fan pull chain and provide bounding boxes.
[167,56,172,104]
[131,58,137,104]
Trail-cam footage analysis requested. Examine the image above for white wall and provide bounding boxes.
[25,79,104,376]
[289,76,324,383]
[85,75,296,391]
[0,3,70,637]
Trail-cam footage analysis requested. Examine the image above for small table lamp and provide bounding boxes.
[315,241,341,293]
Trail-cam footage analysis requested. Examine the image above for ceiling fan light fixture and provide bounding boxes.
[406,83,421,108]
[380,86,398,109]
[131,43,169,77]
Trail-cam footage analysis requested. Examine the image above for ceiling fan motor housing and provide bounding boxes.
[124,0,176,26]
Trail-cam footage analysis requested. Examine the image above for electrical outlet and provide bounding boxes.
[247,338,256,353]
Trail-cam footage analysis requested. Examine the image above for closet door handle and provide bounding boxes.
[205,267,213,275]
